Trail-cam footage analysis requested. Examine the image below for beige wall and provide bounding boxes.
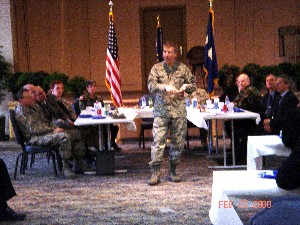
[10,0,300,96]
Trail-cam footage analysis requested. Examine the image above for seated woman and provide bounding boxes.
[79,80,121,151]
[276,107,300,190]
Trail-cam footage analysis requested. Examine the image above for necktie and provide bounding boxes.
[266,94,274,118]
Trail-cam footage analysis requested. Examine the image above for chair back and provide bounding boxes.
[9,109,26,149]
[72,99,81,116]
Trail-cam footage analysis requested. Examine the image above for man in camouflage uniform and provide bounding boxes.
[79,80,120,151]
[233,73,261,164]
[15,88,85,178]
[147,41,196,185]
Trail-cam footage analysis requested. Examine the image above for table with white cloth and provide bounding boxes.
[134,107,260,167]
[74,111,137,151]
[247,135,292,170]
[209,170,300,225]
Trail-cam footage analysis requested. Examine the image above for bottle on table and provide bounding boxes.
[148,98,153,108]
[141,97,146,108]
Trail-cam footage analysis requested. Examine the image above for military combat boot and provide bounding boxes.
[148,165,161,186]
[168,162,181,182]
[62,159,76,179]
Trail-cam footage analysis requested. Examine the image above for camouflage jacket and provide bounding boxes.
[148,61,196,118]
[189,88,209,105]
[15,103,56,144]
[79,91,104,111]
[233,85,261,112]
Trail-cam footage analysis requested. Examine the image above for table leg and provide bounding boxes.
[215,120,219,154]
[107,124,111,150]
[98,124,104,151]
[222,120,227,166]
[231,119,235,166]
[208,120,213,154]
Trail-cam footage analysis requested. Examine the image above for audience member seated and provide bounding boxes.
[218,67,239,139]
[263,74,299,135]
[0,158,26,221]
[15,87,85,178]
[276,106,300,190]
[188,88,209,148]
[233,73,261,165]
[257,74,281,135]
[79,80,121,151]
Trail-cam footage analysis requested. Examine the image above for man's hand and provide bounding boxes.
[165,85,179,94]
[263,119,272,133]
[179,84,189,92]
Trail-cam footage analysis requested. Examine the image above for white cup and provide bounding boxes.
[218,102,224,110]
[206,99,212,105]
[214,98,219,103]
[227,103,234,113]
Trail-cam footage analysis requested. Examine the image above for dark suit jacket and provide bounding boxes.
[0,158,16,202]
[46,94,70,121]
[270,90,299,135]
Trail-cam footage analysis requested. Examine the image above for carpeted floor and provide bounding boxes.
[0,138,252,225]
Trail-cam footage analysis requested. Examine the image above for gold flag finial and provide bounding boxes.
[157,15,161,28]
[109,0,113,13]
[209,0,213,9]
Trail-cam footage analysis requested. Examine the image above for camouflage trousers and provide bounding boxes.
[29,128,85,160]
[149,117,187,167]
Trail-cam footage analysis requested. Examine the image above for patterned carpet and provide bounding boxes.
[0,138,251,225]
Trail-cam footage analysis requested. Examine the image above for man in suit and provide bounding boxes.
[0,158,26,221]
[276,106,300,190]
[257,74,281,135]
[263,74,299,135]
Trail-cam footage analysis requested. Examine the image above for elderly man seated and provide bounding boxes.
[15,87,85,178]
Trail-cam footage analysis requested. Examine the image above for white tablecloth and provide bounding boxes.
[209,170,300,225]
[247,135,292,170]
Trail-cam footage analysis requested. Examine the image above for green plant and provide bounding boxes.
[17,71,50,88]
[242,63,262,89]
[65,76,87,98]
[218,64,241,89]
[42,72,69,92]
[0,47,13,103]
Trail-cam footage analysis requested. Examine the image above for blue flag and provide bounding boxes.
[156,16,163,62]
[203,8,218,94]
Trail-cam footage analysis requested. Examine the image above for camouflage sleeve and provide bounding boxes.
[182,64,196,94]
[148,64,167,93]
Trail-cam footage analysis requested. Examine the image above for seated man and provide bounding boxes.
[276,107,300,190]
[0,158,26,221]
[188,88,209,148]
[15,88,85,178]
[233,73,261,165]
[257,74,281,135]
[79,80,121,151]
[263,74,299,135]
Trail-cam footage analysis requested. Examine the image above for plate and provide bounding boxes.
[233,107,244,112]
[79,114,92,118]
[92,116,106,119]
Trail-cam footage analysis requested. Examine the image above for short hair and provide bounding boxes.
[238,73,250,83]
[16,88,29,101]
[85,80,96,88]
[50,80,64,90]
[266,74,277,80]
[278,74,293,88]
[163,41,179,54]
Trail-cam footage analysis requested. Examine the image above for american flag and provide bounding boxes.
[203,7,218,95]
[106,10,123,107]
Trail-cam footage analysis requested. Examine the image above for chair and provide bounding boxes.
[9,109,62,180]
[72,99,81,116]
[138,94,155,150]
[186,120,207,149]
